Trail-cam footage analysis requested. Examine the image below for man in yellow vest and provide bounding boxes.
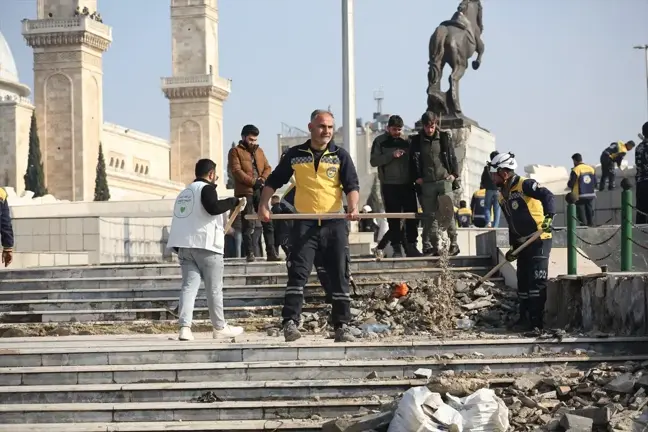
[567,153,597,226]
[599,140,634,191]
[258,109,360,343]
[490,152,555,331]
[455,200,472,227]
[470,188,488,228]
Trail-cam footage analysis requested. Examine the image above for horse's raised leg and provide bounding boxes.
[448,63,467,114]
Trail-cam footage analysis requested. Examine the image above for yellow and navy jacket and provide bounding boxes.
[266,141,359,214]
[498,176,555,244]
[456,207,472,227]
[602,141,628,165]
[567,163,597,200]
[470,188,488,224]
[0,188,14,251]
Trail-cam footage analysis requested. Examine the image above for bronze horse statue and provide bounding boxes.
[427,0,484,117]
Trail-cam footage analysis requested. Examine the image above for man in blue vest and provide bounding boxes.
[567,153,597,226]
[0,188,14,267]
[167,159,245,341]
[258,109,360,343]
[490,152,555,331]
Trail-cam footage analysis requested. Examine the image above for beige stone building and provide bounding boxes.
[0,0,231,201]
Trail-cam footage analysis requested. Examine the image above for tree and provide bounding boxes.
[93,143,110,201]
[226,141,236,189]
[23,112,48,197]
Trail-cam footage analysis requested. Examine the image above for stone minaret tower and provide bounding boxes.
[23,0,111,201]
[162,0,230,187]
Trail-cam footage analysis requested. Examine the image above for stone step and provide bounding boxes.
[0,256,491,280]
[0,266,491,292]
[1,355,645,386]
[1,333,646,367]
[0,277,505,303]
[0,378,419,405]
[0,419,325,431]
[0,304,331,323]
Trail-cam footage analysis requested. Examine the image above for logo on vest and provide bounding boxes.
[479,199,485,207]
[583,175,591,184]
[511,201,519,210]
[326,166,337,178]
[174,189,194,218]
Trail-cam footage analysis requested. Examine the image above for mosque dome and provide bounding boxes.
[0,30,19,84]
[0,29,31,98]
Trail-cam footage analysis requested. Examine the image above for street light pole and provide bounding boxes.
[634,44,648,116]
[342,0,357,162]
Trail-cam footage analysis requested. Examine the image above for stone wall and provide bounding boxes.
[546,273,648,335]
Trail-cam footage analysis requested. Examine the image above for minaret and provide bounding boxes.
[162,0,231,187]
[23,0,111,201]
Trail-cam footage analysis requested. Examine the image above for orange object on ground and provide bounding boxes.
[391,282,409,298]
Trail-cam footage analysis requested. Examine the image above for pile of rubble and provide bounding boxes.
[323,360,648,431]
[292,254,518,338]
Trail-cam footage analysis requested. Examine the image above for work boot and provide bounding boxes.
[509,300,532,331]
[424,247,440,257]
[246,252,255,262]
[405,243,423,257]
[283,320,302,342]
[392,244,404,258]
[266,246,281,262]
[448,243,460,256]
[334,324,355,342]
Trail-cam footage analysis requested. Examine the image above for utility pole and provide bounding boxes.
[342,0,357,161]
[634,44,648,116]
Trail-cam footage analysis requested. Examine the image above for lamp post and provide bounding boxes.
[342,0,357,162]
[634,44,648,116]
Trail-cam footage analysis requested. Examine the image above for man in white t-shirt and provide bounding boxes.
[167,159,245,341]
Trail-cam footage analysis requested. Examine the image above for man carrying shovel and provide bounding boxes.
[489,152,555,331]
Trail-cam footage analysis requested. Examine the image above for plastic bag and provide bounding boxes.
[460,388,509,432]
[388,387,462,432]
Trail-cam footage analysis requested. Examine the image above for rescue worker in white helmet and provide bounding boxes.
[490,152,555,331]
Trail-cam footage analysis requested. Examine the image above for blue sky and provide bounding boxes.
[2,0,647,170]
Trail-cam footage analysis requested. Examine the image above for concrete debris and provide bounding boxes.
[416,360,648,431]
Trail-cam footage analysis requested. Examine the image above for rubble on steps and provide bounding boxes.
[322,360,648,431]
[292,253,517,339]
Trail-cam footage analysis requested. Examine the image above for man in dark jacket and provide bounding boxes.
[0,188,14,267]
[481,151,501,227]
[410,111,460,256]
[599,140,635,191]
[369,115,421,257]
[636,122,648,224]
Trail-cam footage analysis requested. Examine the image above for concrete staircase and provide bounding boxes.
[0,256,492,323]
[0,256,647,431]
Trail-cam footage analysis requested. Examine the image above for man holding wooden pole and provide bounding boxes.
[257,109,360,343]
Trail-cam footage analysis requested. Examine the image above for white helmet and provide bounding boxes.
[489,152,518,173]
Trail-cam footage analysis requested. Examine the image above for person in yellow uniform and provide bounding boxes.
[258,109,360,343]
[470,188,488,228]
[490,152,555,331]
[567,153,597,226]
[599,140,634,191]
[455,201,472,227]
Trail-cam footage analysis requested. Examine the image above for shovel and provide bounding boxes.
[473,230,544,288]
[225,197,247,232]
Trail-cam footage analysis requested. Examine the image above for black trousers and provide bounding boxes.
[516,238,551,326]
[381,184,419,246]
[241,193,275,256]
[283,219,351,326]
[575,199,594,227]
[599,158,616,191]
[637,181,648,225]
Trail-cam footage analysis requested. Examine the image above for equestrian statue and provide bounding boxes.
[427,0,484,117]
